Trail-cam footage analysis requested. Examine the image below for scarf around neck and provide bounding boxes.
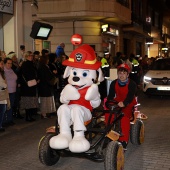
[118,78,128,86]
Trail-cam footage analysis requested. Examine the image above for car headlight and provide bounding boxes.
[143,76,151,83]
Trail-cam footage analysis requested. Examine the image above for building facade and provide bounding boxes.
[0,0,169,58]
[35,0,132,57]
[0,0,35,57]
[36,0,166,58]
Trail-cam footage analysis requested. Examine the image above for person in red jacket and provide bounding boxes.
[107,63,137,150]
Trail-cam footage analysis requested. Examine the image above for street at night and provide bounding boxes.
[1,1,170,170]
[0,90,170,170]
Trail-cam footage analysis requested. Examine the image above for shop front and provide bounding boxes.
[146,38,164,58]
[101,24,119,58]
[0,0,14,53]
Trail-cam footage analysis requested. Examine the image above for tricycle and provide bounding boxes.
[38,100,144,170]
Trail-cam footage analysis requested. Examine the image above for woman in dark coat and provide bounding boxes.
[20,51,39,121]
[38,55,57,118]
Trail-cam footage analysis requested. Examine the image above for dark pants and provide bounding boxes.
[0,104,6,128]
[13,87,21,117]
[3,93,15,123]
[98,79,107,101]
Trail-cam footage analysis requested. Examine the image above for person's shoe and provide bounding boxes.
[0,127,5,132]
[25,118,29,122]
[25,118,35,122]
[8,121,15,126]
[16,114,24,119]
[2,123,8,127]
[30,118,36,121]
[49,112,57,116]
[13,112,17,118]
[120,141,128,151]
[46,114,52,118]
[41,115,48,119]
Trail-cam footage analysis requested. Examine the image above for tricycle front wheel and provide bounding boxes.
[104,141,124,170]
[38,133,60,166]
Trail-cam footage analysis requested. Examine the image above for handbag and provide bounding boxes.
[27,79,37,87]
[23,75,37,87]
[0,89,9,101]
[0,89,11,109]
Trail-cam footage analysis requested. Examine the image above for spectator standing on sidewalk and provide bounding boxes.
[41,49,49,57]
[33,51,40,69]
[6,52,23,119]
[38,54,57,118]
[99,52,110,101]
[129,53,140,85]
[20,51,39,122]
[0,58,9,132]
[48,53,60,107]
[0,51,6,61]
[3,58,17,126]
[113,52,123,68]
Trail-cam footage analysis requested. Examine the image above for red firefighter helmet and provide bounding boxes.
[117,63,131,73]
[62,44,101,70]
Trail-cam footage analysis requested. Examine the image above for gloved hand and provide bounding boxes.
[60,84,80,104]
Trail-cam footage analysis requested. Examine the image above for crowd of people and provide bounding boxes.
[0,43,68,132]
[98,51,157,87]
[0,44,156,134]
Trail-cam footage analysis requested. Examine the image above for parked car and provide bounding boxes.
[143,58,170,95]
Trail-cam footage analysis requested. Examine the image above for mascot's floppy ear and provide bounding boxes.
[97,68,104,82]
[63,66,72,78]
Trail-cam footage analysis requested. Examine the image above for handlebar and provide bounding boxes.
[105,100,120,111]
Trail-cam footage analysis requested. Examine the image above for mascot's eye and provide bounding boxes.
[82,72,88,77]
[73,71,77,76]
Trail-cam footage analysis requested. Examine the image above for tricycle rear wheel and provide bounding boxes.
[130,119,144,145]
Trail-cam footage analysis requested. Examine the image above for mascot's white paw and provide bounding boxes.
[61,84,80,100]
[49,132,72,149]
[69,131,90,153]
[85,84,99,101]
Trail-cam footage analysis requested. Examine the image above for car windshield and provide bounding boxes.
[150,58,170,70]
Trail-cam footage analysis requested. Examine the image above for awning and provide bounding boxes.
[153,38,164,44]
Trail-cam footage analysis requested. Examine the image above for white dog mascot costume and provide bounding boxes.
[49,44,104,153]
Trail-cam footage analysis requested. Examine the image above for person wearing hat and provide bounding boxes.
[101,52,110,68]
[49,44,104,153]
[107,63,137,150]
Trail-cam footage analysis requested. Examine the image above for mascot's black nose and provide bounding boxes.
[73,76,80,82]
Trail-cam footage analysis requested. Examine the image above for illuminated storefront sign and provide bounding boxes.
[101,24,119,36]
[162,48,168,51]
[0,0,14,14]
[101,24,108,32]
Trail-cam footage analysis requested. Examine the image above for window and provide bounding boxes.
[116,0,129,8]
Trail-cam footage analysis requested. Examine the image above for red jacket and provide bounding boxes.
[108,79,137,118]
[69,86,92,111]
